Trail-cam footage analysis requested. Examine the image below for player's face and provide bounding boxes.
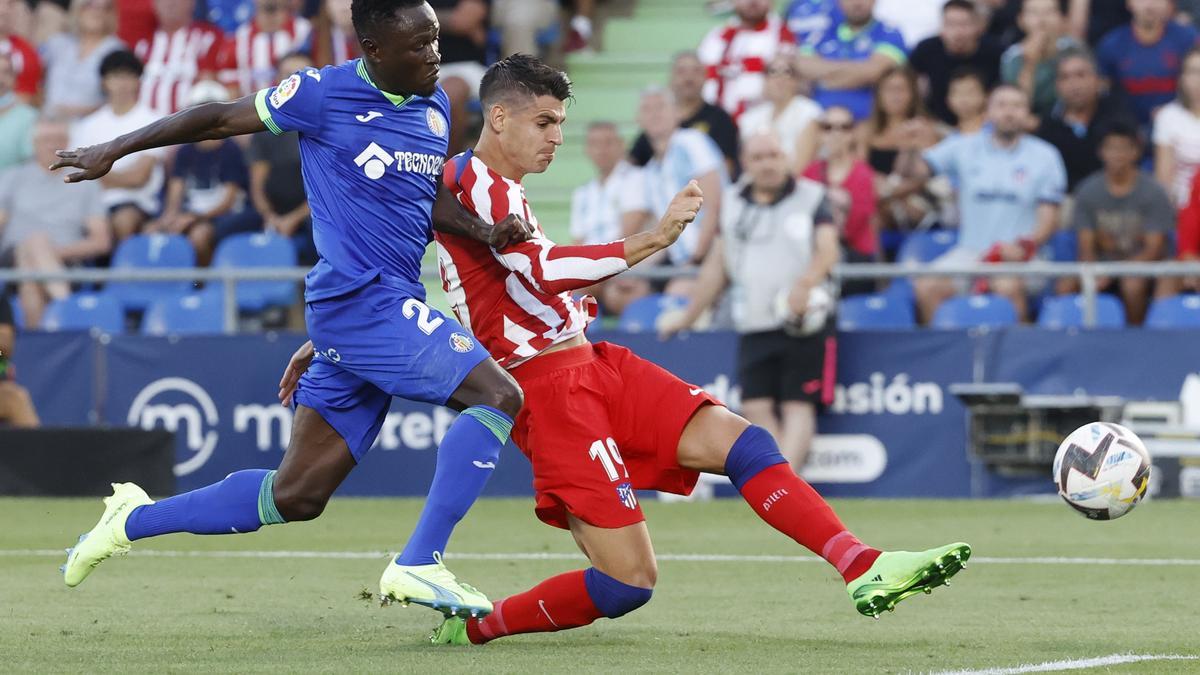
[365,2,441,97]
[498,94,565,176]
[1055,57,1099,109]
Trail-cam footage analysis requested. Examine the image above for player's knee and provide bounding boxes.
[271,483,328,522]
[584,567,655,618]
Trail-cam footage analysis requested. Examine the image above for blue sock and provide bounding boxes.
[723,425,788,491]
[583,568,653,618]
[124,469,286,541]
[395,406,511,565]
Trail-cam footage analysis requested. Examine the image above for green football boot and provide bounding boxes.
[379,552,492,619]
[429,616,471,646]
[846,542,971,619]
[62,482,154,587]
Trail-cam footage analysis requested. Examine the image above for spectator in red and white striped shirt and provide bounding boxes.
[696,0,795,121]
[133,0,223,115]
[0,0,43,102]
[307,0,358,67]
[219,0,312,97]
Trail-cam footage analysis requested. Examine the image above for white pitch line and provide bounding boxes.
[931,653,1198,675]
[3,550,1200,566]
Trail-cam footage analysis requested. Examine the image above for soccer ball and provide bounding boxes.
[1053,422,1151,520]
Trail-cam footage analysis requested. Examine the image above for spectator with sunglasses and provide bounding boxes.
[0,295,38,428]
[738,55,823,175]
[802,105,877,269]
[218,0,312,97]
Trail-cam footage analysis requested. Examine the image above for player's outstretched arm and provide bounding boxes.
[50,96,267,183]
[432,186,534,248]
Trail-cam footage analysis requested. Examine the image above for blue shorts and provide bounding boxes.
[293,274,489,461]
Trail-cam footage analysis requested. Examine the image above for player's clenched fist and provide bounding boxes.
[655,180,703,246]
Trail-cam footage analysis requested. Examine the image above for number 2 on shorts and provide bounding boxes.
[402,298,445,335]
[589,437,628,482]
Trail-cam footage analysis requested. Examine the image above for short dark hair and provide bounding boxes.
[948,66,987,90]
[1099,120,1142,147]
[479,54,573,108]
[99,50,143,79]
[351,0,424,39]
[942,0,976,15]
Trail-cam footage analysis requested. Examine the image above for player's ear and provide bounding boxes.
[488,103,506,133]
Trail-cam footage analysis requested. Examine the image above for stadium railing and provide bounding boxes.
[3,261,1199,333]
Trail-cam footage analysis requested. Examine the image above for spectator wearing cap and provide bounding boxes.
[630,52,741,178]
[1072,122,1175,324]
[1000,0,1083,118]
[0,53,35,172]
[145,81,248,266]
[697,0,795,121]
[40,0,125,120]
[909,0,1002,125]
[0,295,38,428]
[1037,48,1136,192]
[70,49,165,241]
[0,118,110,328]
[796,0,907,121]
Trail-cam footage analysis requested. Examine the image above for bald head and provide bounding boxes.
[742,132,789,192]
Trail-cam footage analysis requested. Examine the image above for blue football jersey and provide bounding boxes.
[254,59,451,301]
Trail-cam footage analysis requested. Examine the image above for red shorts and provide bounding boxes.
[509,341,721,530]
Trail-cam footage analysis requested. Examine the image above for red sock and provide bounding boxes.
[737,463,881,582]
[466,569,604,644]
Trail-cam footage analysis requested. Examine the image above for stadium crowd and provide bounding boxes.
[1,0,1199,331]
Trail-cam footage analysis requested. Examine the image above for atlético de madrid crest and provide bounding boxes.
[426,108,447,138]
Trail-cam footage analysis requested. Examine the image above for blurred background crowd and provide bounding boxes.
[2,0,1200,337]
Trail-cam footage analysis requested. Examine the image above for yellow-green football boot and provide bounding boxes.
[62,482,154,587]
[379,552,492,619]
[846,542,971,618]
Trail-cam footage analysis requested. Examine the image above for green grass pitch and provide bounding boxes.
[2,497,1198,673]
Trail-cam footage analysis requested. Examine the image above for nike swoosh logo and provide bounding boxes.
[538,599,559,627]
[473,460,496,469]
[689,388,703,396]
[356,111,382,122]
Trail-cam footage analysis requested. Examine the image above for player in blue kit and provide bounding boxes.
[53,0,531,619]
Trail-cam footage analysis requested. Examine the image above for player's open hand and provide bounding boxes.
[657,181,703,247]
[490,213,536,248]
[49,143,117,183]
[278,340,315,407]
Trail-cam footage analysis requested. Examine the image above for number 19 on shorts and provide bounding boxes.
[589,437,628,482]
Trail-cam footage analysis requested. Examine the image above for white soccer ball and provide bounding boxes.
[1052,422,1152,521]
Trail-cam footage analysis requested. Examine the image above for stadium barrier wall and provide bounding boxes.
[13,329,1200,498]
[0,428,175,496]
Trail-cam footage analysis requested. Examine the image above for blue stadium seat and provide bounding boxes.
[142,290,226,336]
[931,294,1018,329]
[896,229,958,264]
[212,232,298,312]
[1037,294,1126,329]
[1145,294,1200,328]
[1047,229,1078,262]
[618,293,687,332]
[8,296,23,330]
[883,276,915,304]
[106,234,197,312]
[838,293,916,330]
[42,292,124,333]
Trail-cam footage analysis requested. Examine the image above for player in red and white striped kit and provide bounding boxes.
[428,55,970,646]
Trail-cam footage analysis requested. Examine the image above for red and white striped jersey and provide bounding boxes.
[697,14,794,120]
[134,22,224,115]
[219,16,313,96]
[437,150,629,368]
